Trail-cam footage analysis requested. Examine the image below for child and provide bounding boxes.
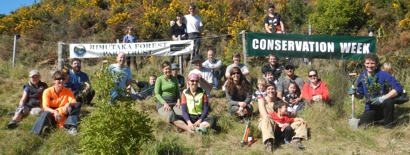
[269,101,307,150]
[264,71,276,84]
[381,62,393,75]
[283,82,303,117]
[252,77,267,104]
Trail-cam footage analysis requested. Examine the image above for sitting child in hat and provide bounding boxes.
[171,63,185,94]
[7,70,49,129]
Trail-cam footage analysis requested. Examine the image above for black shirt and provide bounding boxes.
[261,63,283,80]
[137,81,154,99]
[264,13,283,32]
[171,23,187,38]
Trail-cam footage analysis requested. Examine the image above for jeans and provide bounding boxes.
[185,33,201,61]
[30,105,79,135]
[211,70,221,89]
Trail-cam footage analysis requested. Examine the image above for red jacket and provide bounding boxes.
[269,112,294,124]
[302,79,330,102]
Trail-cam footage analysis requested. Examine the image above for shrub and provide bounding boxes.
[79,63,154,154]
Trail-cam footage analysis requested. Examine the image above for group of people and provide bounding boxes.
[110,50,326,151]
[5,1,405,153]
[221,52,403,152]
[7,58,95,136]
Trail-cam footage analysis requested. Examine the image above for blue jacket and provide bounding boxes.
[357,69,403,110]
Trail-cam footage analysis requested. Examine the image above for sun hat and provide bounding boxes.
[171,63,180,70]
[191,54,204,64]
[29,70,40,77]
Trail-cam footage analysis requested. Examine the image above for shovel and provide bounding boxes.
[348,73,360,129]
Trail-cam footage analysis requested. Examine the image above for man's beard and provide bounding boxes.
[73,66,81,73]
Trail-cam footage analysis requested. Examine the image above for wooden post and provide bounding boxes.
[58,41,64,70]
[240,30,247,66]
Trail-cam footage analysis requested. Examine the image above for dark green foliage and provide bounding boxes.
[308,0,367,35]
[79,63,154,154]
[283,0,311,33]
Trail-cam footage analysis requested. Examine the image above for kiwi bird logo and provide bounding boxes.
[74,45,86,57]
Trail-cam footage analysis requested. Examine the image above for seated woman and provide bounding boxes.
[257,82,281,152]
[301,70,330,104]
[155,62,182,119]
[7,70,48,129]
[170,73,215,133]
[30,70,79,136]
[226,67,253,120]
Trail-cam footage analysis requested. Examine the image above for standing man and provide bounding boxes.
[107,52,139,103]
[184,3,203,68]
[261,54,283,83]
[70,58,95,105]
[189,54,213,98]
[202,48,222,90]
[276,63,304,103]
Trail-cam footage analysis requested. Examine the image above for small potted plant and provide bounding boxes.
[362,74,386,103]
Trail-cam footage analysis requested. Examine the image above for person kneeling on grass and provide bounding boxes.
[30,71,79,136]
[7,70,48,129]
[269,100,307,150]
[170,73,215,133]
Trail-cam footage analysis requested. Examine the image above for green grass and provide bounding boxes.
[1,58,410,155]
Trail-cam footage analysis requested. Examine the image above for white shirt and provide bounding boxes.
[225,63,249,75]
[202,59,222,70]
[184,14,203,33]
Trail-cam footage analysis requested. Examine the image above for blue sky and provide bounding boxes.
[0,0,37,15]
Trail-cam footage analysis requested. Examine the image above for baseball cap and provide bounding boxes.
[171,63,180,70]
[285,63,295,70]
[29,70,40,77]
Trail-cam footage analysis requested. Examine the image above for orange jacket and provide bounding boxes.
[301,80,330,102]
[42,87,77,128]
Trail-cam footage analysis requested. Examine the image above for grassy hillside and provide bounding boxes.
[1,56,409,154]
[1,0,410,154]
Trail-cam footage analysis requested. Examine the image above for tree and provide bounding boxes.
[308,0,367,35]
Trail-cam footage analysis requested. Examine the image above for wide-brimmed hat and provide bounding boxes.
[29,70,40,77]
[171,63,180,70]
[191,54,204,64]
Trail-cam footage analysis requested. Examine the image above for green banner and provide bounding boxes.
[246,32,376,60]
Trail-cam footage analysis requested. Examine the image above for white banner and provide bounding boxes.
[69,40,194,58]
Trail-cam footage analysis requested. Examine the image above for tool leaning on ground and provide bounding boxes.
[240,120,258,147]
[348,73,360,129]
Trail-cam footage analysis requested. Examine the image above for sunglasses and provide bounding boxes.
[54,77,65,81]
[285,67,294,70]
[231,72,240,75]
[190,80,198,83]
[308,74,317,78]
